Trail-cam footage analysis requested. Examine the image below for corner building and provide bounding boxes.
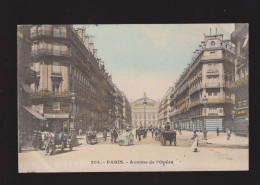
[29,25,116,133]
[170,33,236,132]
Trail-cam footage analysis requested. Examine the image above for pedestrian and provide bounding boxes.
[203,128,207,140]
[179,128,182,135]
[135,128,138,139]
[165,122,170,131]
[103,129,107,141]
[226,128,231,140]
[191,131,198,152]
[151,128,154,138]
[216,127,219,136]
[79,129,82,136]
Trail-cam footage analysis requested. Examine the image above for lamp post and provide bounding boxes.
[71,92,76,133]
[202,95,208,137]
[232,106,237,133]
[143,99,147,128]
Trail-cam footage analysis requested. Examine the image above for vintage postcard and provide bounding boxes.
[17,24,249,172]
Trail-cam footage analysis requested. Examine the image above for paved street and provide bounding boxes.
[18,130,248,172]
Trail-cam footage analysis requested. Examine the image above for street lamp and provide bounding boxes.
[71,92,76,133]
[202,95,208,136]
[143,99,147,128]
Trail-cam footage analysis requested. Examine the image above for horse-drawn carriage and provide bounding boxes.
[155,129,162,141]
[137,128,147,138]
[116,131,134,146]
[160,130,176,146]
[86,130,98,145]
[45,132,73,155]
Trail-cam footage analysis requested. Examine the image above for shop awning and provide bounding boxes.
[22,105,47,120]
[20,81,34,94]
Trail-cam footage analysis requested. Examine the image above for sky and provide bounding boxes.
[73,24,235,102]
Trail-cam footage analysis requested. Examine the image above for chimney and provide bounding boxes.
[84,35,89,49]
[89,43,94,54]
[77,28,85,42]
[93,49,97,59]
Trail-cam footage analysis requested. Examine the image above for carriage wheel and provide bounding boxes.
[61,142,65,151]
[46,146,49,153]
[50,145,55,155]
[118,140,124,146]
[128,138,134,145]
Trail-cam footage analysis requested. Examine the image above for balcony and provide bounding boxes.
[189,84,202,95]
[207,98,234,104]
[189,99,201,108]
[31,49,70,57]
[44,106,69,114]
[34,90,70,97]
[205,82,220,88]
[30,30,66,39]
[207,69,219,75]
[30,30,52,38]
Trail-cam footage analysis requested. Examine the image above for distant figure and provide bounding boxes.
[191,131,198,152]
[79,129,82,136]
[165,122,170,131]
[179,128,182,135]
[151,128,154,138]
[226,128,231,140]
[103,129,107,141]
[203,128,207,140]
[216,127,219,136]
[135,129,138,139]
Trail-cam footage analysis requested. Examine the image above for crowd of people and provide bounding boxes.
[18,122,235,154]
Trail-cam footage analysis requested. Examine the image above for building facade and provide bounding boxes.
[169,32,236,132]
[18,25,47,136]
[28,25,123,133]
[131,93,159,128]
[231,24,249,136]
[121,92,132,128]
[158,87,174,127]
[114,86,124,129]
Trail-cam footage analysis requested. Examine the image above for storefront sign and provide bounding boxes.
[44,114,69,118]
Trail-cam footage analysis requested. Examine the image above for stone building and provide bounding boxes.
[158,87,174,127]
[131,93,159,128]
[29,25,118,133]
[121,92,132,129]
[169,32,236,132]
[17,25,47,135]
[231,24,249,136]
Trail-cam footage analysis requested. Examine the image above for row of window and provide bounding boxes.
[31,25,67,38]
[32,42,69,52]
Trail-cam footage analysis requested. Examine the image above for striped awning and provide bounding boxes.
[22,105,47,120]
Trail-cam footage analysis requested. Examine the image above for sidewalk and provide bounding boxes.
[179,130,248,149]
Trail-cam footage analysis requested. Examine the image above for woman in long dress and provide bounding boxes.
[191,131,198,152]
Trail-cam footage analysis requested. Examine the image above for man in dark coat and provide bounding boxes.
[216,127,219,136]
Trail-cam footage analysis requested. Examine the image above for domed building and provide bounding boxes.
[131,93,159,128]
